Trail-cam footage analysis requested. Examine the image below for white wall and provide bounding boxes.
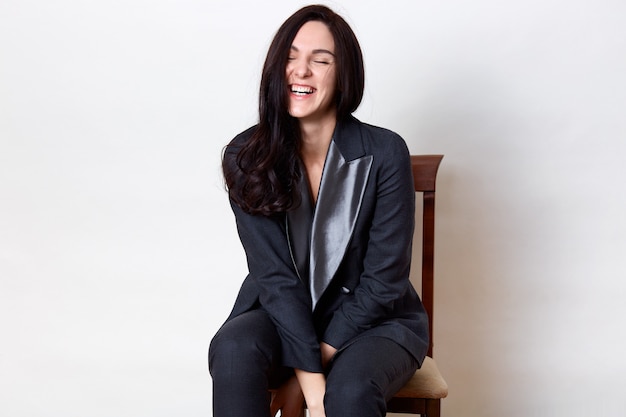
[1,1,625,416]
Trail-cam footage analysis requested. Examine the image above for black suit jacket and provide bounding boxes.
[221,116,429,373]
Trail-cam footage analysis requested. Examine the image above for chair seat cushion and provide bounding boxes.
[393,356,448,399]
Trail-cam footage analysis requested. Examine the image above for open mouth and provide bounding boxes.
[290,85,315,96]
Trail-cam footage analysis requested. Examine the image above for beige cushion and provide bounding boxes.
[392,356,448,399]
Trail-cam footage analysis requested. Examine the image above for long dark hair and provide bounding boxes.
[223,5,365,216]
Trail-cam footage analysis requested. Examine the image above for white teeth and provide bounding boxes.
[291,85,314,94]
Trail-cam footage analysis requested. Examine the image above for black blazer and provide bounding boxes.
[221,116,429,373]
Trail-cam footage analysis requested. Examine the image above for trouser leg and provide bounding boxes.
[324,336,419,417]
[208,309,286,417]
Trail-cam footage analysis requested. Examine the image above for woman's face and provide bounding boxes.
[286,21,337,124]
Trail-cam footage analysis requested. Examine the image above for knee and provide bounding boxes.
[325,376,385,414]
[209,310,280,384]
[209,331,267,376]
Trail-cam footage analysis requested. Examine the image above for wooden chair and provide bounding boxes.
[385,154,448,416]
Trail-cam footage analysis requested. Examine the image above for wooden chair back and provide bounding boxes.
[385,154,448,416]
[411,154,443,357]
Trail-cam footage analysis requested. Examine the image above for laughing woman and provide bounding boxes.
[208,5,429,417]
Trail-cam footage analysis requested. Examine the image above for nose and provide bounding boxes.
[291,58,311,78]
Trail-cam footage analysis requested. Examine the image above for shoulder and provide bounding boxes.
[222,125,258,191]
[350,118,411,167]
[225,125,257,154]
[362,121,407,152]
[336,116,409,161]
[223,125,258,168]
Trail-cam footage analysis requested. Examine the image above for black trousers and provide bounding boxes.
[209,309,418,417]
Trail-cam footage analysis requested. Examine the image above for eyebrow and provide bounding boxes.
[290,45,336,57]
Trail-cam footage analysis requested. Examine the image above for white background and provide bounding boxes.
[1,1,625,416]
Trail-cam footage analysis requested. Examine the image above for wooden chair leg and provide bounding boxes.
[424,399,440,417]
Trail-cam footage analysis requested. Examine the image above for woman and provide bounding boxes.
[209,5,429,417]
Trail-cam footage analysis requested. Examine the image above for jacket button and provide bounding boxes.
[341,287,351,294]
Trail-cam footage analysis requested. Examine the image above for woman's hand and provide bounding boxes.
[283,344,334,417]
[270,376,305,417]
[294,369,326,417]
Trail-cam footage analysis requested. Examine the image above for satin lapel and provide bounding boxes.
[309,140,373,309]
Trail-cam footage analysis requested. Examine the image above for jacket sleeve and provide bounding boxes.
[225,147,323,373]
[322,133,416,349]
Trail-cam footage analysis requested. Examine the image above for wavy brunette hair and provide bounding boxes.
[223,5,365,216]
